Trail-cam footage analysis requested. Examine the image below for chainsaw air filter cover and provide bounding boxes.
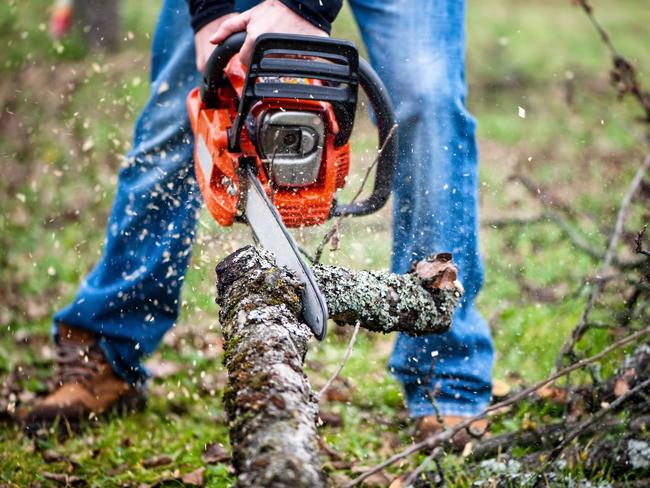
[256,110,325,187]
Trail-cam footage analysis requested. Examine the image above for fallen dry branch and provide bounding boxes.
[467,418,624,462]
[316,321,360,402]
[215,246,461,486]
[544,376,650,467]
[557,153,650,367]
[344,326,650,487]
[314,252,462,334]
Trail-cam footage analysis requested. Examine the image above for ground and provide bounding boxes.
[1,0,649,486]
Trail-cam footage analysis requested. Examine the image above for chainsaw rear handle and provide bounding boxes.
[200,32,397,219]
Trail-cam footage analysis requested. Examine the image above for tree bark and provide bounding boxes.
[75,0,121,50]
[215,246,462,486]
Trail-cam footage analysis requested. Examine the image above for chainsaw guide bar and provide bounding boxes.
[244,166,329,340]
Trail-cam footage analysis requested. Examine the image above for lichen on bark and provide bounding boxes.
[313,252,463,334]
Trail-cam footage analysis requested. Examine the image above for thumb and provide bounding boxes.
[209,11,251,44]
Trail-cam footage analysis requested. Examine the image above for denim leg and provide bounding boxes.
[54,0,201,386]
[349,0,494,416]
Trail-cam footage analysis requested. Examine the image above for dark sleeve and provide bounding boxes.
[187,0,235,32]
[187,0,343,35]
[277,0,343,34]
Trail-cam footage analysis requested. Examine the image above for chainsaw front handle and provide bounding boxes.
[200,32,397,219]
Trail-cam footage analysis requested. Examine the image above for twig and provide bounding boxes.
[557,154,650,367]
[481,214,546,229]
[313,123,398,264]
[635,226,650,258]
[511,175,646,269]
[343,325,650,487]
[546,209,604,261]
[402,447,444,488]
[512,174,578,218]
[542,376,650,469]
[423,355,445,428]
[316,321,360,402]
[313,224,339,264]
[574,0,619,57]
[574,0,650,122]
[468,417,624,461]
[349,123,399,206]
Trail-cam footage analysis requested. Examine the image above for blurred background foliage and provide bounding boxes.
[1,0,649,486]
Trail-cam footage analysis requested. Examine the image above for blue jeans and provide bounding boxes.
[55,0,493,417]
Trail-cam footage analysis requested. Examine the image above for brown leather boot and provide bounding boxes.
[24,325,146,432]
[416,415,489,452]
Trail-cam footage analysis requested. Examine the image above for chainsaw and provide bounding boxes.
[187,32,397,341]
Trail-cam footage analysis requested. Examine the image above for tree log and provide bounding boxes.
[75,0,121,50]
[215,246,462,486]
[216,246,325,488]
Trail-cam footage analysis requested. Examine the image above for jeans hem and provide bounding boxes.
[406,401,490,419]
[97,337,151,388]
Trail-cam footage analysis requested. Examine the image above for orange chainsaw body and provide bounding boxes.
[187,55,350,228]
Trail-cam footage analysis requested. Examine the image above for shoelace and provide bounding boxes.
[55,340,105,388]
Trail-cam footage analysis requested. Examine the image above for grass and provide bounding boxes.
[2,0,649,486]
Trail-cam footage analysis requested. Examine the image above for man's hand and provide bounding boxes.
[195,13,237,72]
[209,0,328,67]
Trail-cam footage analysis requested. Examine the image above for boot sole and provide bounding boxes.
[23,389,148,437]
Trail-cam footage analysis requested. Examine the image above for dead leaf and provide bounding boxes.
[536,384,567,403]
[318,410,343,428]
[181,467,205,486]
[320,377,353,403]
[25,297,49,320]
[142,455,173,468]
[414,254,459,290]
[360,470,391,487]
[203,443,229,464]
[318,437,343,460]
[41,450,74,466]
[331,473,353,487]
[42,472,86,486]
[389,475,406,488]
[146,359,183,379]
[108,462,129,476]
[323,460,354,470]
[378,432,401,457]
[614,369,637,397]
[491,378,511,398]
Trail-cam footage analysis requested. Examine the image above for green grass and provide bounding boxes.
[2,0,649,486]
